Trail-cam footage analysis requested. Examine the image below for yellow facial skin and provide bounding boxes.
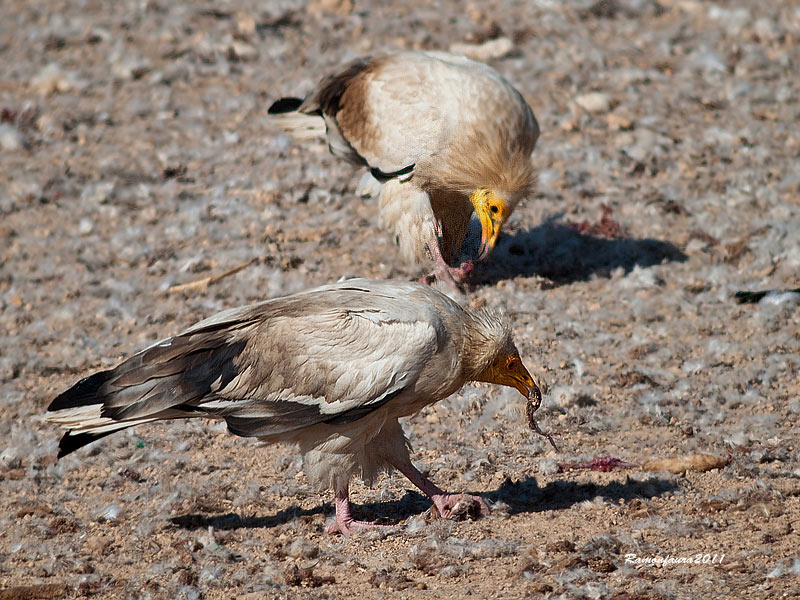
[470,188,510,260]
[476,352,540,399]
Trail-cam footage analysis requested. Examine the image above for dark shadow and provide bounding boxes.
[469,216,687,286]
[487,474,679,515]
[168,490,430,531]
[168,475,677,530]
[169,503,326,531]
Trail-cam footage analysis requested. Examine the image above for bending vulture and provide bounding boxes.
[269,51,539,288]
[47,279,543,535]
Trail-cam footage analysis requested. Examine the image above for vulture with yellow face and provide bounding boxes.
[269,51,539,288]
[47,279,543,535]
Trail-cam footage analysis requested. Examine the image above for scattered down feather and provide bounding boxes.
[269,51,540,287]
[47,279,542,535]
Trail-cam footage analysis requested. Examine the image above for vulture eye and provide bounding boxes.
[490,205,499,214]
[506,357,518,370]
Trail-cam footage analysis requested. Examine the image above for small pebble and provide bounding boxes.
[574,92,611,114]
[450,37,515,61]
[0,124,23,151]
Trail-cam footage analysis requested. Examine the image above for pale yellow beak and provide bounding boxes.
[470,189,509,260]
[476,354,541,400]
[506,358,540,399]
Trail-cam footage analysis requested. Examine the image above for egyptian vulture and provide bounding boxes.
[47,279,542,535]
[268,51,539,288]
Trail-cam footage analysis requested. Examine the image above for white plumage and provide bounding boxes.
[269,51,540,288]
[47,279,542,535]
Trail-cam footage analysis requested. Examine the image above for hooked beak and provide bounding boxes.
[470,189,508,260]
[475,354,543,401]
[507,359,540,400]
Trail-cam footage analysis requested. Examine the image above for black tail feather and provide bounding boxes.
[268,97,303,114]
[48,370,113,411]
[57,430,118,458]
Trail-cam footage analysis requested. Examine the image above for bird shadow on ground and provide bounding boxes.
[487,474,679,515]
[469,216,687,287]
[168,504,326,531]
[167,494,428,531]
[168,474,677,531]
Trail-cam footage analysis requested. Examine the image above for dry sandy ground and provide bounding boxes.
[1,0,799,598]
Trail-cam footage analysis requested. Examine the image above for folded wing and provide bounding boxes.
[48,284,442,454]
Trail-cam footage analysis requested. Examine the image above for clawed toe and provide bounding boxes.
[431,493,489,520]
[421,260,475,289]
[449,260,474,283]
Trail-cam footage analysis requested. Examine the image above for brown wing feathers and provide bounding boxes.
[308,56,373,116]
[48,333,250,455]
[267,57,372,118]
[48,370,115,412]
[48,298,420,454]
[268,57,390,171]
[102,339,249,420]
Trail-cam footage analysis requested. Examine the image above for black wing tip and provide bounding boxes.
[48,370,113,412]
[57,430,115,458]
[268,97,304,114]
[369,164,415,183]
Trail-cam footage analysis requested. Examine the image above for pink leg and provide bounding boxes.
[447,260,474,283]
[385,455,489,520]
[325,487,395,536]
[419,237,475,287]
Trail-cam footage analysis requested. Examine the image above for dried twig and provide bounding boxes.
[164,258,260,295]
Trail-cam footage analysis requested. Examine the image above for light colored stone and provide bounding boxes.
[450,37,515,61]
[574,92,611,114]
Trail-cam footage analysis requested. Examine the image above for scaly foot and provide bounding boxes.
[448,260,474,283]
[430,493,490,520]
[326,487,396,536]
[419,260,475,287]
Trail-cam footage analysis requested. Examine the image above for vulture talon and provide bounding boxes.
[432,493,490,521]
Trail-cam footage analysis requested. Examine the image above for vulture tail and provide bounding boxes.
[46,369,195,458]
[47,370,128,458]
[267,97,304,114]
[267,97,325,140]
